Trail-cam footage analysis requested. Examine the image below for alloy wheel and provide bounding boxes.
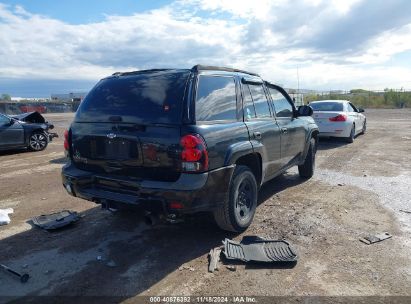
[30,133,47,151]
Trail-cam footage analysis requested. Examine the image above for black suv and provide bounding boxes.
[62,65,318,232]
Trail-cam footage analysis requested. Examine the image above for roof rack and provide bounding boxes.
[192,65,260,77]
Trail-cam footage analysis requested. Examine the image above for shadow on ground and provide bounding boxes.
[317,137,350,151]
[0,148,30,157]
[49,157,67,164]
[258,172,306,206]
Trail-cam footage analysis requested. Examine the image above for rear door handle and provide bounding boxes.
[253,132,262,140]
[281,127,288,134]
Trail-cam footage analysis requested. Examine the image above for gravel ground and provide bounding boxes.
[0,109,410,301]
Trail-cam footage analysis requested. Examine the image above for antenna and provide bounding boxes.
[297,66,300,94]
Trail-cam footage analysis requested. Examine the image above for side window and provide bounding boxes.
[269,88,293,118]
[242,84,256,120]
[348,103,357,112]
[196,75,237,121]
[248,84,271,118]
[0,114,10,125]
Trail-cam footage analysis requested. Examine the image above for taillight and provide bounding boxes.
[64,130,69,152]
[169,201,184,209]
[329,114,347,122]
[180,134,208,172]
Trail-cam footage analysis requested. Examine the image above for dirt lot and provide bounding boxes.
[0,109,410,301]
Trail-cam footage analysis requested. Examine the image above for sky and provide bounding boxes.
[0,0,411,97]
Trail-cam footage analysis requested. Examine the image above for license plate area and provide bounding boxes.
[105,138,130,159]
[95,177,140,194]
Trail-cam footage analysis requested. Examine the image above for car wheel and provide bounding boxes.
[360,120,366,134]
[213,165,258,232]
[345,124,355,143]
[298,137,316,179]
[29,131,48,151]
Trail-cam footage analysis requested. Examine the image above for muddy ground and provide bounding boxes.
[0,109,410,301]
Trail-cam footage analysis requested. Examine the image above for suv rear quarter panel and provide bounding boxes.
[185,71,254,171]
[182,123,251,170]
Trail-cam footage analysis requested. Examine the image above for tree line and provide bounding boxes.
[304,89,410,108]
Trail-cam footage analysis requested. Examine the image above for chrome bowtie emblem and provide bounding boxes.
[107,133,117,139]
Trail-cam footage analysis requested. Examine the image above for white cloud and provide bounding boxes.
[0,0,411,91]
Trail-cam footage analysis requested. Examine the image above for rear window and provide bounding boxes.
[75,70,190,124]
[309,102,344,112]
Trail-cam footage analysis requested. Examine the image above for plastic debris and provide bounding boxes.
[32,210,80,230]
[359,232,392,245]
[0,208,14,226]
[223,236,298,263]
[208,247,222,273]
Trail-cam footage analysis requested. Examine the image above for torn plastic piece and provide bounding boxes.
[223,236,297,263]
[208,247,222,273]
[0,208,14,226]
[32,210,79,230]
[359,232,392,245]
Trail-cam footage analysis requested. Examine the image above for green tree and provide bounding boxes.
[1,93,11,101]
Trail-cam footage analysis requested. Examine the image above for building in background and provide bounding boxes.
[51,92,87,103]
[51,92,88,111]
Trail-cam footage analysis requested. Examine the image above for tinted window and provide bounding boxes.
[0,114,10,124]
[310,102,344,112]
[75,70,190,124]
[269,88,293,118]
[196,76,237,121]
[248,84,271,118]
[242,85,256,120]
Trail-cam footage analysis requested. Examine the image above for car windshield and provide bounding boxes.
[309,102,344,112]
[75,70,190,125]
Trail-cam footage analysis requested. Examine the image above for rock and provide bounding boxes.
[179,265,194,271]
[226,265,237,271]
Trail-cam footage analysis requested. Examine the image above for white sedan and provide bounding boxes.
[309,100,366,143]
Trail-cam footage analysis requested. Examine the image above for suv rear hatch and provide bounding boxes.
[70,69,191,182]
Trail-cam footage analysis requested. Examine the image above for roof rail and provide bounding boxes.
[191,65,260,77]
[111,69,173,76]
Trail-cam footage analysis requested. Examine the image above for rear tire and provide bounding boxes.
[298,138,316,179]
[360,120,366,135]
[345,124,355,143]
[28,131,48,151]
[213,165,258,232]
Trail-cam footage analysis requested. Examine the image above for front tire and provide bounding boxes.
[28,131,48,151]
[213,165,258,232]
[298,138,316,179]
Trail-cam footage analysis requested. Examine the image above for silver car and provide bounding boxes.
[309,100,366,143]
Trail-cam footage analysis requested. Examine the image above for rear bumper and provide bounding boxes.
[62,162,234,214]
[317,121,352,138]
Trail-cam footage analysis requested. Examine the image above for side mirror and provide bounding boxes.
[358,108,365,113]
[297,105,313,117]
[6,119,14,126]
